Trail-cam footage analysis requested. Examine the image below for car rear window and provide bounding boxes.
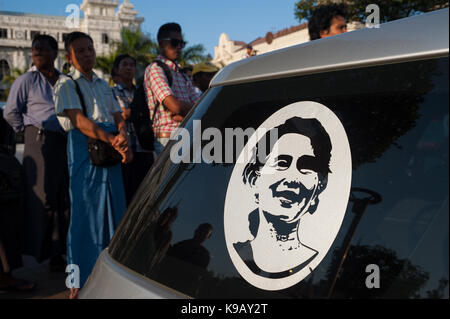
[109,57,449,298]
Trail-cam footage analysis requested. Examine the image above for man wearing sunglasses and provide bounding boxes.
[144,22,201,156]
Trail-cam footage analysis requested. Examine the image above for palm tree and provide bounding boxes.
[96,28,213,85]
[96,28,158,85]
[115,28,159,66]
[179,43,211,68]
[95,52,118,85]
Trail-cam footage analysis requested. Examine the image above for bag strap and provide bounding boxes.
[148,59,173,121]
[66,75,88,117]
[153,60,173,87]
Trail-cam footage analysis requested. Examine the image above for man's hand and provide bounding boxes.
[162,95,193,117]
[172,114,184,122]
[118,148,133,164]
[112,134,129,153]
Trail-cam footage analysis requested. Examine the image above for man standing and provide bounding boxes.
[4,35,69,271]
[308,3,348,40]
[144,22,201,155]
[192,62,219,95]
[112,54,154,204]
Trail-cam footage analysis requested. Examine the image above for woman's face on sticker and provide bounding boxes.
[255,134,320,223]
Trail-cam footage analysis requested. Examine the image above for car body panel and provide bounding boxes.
[211,9,449,87]
[79,249,188,299]
[80,9,449,299]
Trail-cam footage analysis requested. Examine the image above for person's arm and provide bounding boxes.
[64,109,132,164]
[162,95,193,116]
[112,87,131,121]
[172,114,184,122]
[3,75,28,133]
[120,107,131,121]
[112,111,133,163]
[64,109,115,144]
[146,63,193,117]
[112,111,129,148]
[113,111,127,135]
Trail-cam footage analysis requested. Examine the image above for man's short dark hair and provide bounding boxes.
[157,22,182,41]
[64,31,94,54]
[113,54,136,70]
[32,34,58,53]
[243,116,332,186]
[308,3,348,40]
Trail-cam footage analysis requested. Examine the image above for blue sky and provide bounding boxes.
[0,0,301,57]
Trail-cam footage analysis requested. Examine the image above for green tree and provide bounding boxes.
[96,28,158,83]
[179,43,211,68]
[294,0,449,23]
[96,28,211,84]
[114,28,159,67]
[1,67,28,101]
[96,52,118,85]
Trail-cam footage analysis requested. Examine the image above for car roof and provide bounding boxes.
[211,8,449,88]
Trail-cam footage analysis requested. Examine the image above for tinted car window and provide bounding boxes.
[109,58,449,298]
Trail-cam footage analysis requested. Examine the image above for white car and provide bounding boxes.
[81,9,449,299]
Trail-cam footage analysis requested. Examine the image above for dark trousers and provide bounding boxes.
[22,126,70,262]
[122,152,154,205]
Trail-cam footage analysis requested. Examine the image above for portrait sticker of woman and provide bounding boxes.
[224,101,352,291]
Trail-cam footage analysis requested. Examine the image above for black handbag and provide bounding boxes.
[69,77,123,167]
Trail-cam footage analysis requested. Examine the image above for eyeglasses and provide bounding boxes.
[161,38,186,48]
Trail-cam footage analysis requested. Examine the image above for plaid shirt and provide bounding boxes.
[144,55,201,134]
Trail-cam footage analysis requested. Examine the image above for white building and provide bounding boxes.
[212,21,363,67]
[0,0,143,90]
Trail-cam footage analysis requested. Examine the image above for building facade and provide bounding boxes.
[0,0,143,91]
[212,21,363,67]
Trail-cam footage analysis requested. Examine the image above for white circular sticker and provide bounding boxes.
[224,101,352,291]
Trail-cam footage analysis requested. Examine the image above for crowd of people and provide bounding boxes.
[0,3,348,299]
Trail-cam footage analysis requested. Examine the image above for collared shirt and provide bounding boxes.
[4,66,63,133]
[144,55,201,134]
[53,67,122,131]
[112,83,149,153]
[112,83,135,110]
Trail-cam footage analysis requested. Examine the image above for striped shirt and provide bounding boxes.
[53,67,121,131]
[144,55,201,135]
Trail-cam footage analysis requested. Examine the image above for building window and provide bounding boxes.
[0,60,11,82]
[30,30,40,40]
[0,29,7,39]
[102,33,109,44]
[62,33,69,42]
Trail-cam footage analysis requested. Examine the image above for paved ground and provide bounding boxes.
[0,256,69,299]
